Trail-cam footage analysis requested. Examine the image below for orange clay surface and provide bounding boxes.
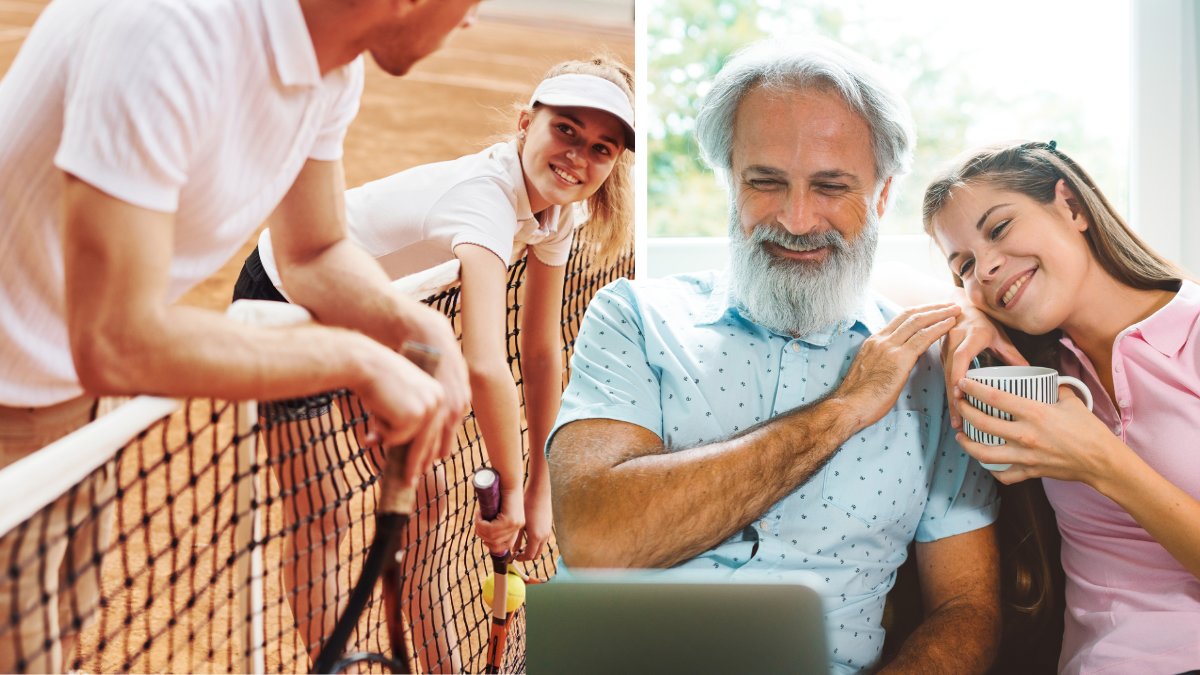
[0,4,631,672]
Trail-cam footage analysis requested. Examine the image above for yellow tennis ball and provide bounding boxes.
[481,566,527,614]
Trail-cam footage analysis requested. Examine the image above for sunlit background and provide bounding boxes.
[646,0,1131,239]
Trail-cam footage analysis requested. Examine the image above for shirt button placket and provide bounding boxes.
[1112,344,1130,430]
[776,340,808,414]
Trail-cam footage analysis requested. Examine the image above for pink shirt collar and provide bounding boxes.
[1060,279,1199,358]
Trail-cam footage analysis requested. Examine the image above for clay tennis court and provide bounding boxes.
[0,3,632,672]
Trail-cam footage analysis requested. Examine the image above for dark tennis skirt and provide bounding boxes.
[232,248,333,422]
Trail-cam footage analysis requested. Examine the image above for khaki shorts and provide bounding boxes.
[0,395,114,674]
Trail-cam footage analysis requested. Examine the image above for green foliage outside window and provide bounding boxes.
[647,0,1128,237]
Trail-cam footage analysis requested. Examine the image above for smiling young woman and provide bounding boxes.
[923,140,1199,674]
[231,55,634,672]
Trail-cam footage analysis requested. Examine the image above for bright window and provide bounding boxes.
[647,0,1132,240]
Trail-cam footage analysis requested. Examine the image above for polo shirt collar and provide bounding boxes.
[1082,279,1199,358]
[698,272,884,344]
[262,0,323,88]
[493,140,562,229]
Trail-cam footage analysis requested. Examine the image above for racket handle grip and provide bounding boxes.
[473,468,502,521]
[377,342,439,515]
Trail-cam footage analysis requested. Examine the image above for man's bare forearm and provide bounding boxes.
[278,237,418,348]
[74,303,394,401]
[878,598,999,675]
[880,528,1000,675]
[550,395,863,569]
[550,303,961,570]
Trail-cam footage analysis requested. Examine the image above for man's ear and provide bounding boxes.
[874,176,893,218]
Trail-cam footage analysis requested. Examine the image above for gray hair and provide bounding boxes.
[695,38,915,192]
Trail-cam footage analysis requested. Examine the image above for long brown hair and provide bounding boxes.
[516,55,634,264]
[921,144,1185,665]
[922,141,1184,366]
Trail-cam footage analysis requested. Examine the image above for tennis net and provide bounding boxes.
[0,237,633,674]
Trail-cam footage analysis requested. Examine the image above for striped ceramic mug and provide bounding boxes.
[963,366,1094,471]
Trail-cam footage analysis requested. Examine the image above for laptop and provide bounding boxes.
[526,570,829,674]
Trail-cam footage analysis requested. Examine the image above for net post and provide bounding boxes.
[234,399,266,675]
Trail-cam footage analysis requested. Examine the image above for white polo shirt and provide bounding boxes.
[256,140,582,292]
[0,0,364,406]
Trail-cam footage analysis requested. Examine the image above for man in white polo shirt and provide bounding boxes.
[0,0,479,671]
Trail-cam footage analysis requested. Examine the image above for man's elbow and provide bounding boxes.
[551,473,630,568]
[555,514,632,569]
[71,324,148,395]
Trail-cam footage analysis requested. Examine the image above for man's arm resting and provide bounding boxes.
[267,157,469,431]
[549,303,964,570]
[878,525,1001,674]
[63,175,442,452]
[547,400,858,570]
[268,158,442,349]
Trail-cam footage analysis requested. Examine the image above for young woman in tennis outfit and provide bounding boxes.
[235,56,634,671]
[924,141,1200,674]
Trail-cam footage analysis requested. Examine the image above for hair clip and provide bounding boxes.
[1047,140,1058,152]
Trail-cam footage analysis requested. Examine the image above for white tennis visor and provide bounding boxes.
[529,73,636,151]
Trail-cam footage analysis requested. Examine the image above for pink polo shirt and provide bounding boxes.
[1047,279,1200,674]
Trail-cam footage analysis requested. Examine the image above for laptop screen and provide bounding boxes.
[526,570,829,674]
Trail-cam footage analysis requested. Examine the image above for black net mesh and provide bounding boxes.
[0,238,633,673]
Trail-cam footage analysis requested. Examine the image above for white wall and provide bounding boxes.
[1131,0,1200,276]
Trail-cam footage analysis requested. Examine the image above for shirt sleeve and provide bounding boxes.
[308,56,364,161]
[915,388,1001,542]
[547,278,665,456]
[528,204,581,267]
[442,179,520,266]
[55,5,216,213]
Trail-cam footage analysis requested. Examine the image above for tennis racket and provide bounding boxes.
[472,468,522,674]
[312,342,440,674]
[473,468,545,673]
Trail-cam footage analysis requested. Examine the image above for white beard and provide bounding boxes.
[728,208,879,337]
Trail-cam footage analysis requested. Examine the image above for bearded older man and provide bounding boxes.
[546,40,1001,675]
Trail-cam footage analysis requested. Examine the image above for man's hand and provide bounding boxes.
[265,158,470,462]
[395,298,470,459]
[354,342,448,485]
[835,303,960,428]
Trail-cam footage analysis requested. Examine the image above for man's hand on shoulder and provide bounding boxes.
[834,303,960,430]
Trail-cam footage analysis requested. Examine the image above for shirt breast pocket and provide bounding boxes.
[820,410,928,526]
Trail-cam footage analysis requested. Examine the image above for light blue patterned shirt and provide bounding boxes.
[549,272,999,674]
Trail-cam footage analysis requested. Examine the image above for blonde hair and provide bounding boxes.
[517,55,635,264]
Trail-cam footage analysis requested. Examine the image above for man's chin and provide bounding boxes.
[368,50,415,77]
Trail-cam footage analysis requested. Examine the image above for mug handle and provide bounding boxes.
[1056,375,1093,410]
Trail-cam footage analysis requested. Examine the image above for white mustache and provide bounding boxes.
[728,213,878,336]
[751,226,849,255]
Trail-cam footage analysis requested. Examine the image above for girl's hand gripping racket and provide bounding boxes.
[312,342,440,674]
[472,468,526,674]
